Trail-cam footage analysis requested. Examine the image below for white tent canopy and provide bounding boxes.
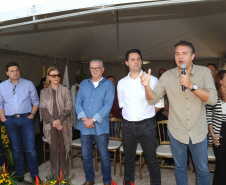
[0,0,226,64]
[0,0,207,22]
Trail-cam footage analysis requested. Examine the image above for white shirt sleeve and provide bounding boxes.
[117,80,123,108]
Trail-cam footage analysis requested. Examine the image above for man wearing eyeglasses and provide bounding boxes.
[75,59,115,185]
[0,62,40,183]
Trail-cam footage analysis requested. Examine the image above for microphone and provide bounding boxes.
[181,64,186,91]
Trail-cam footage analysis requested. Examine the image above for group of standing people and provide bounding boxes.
[0,63,74,183]
[0,39,225,185]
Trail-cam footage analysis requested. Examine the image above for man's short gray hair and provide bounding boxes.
[90,59,104,68]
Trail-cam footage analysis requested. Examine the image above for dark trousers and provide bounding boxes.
[212,122,226,185]
[50,127,69,179]
[122,118,161,185]
[3,115,39,179]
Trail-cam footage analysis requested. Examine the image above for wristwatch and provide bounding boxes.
[30,113,35,117]
[93,118,96,122]
[191,84,198,91]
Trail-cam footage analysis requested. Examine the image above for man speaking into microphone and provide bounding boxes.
[141,40,217,185]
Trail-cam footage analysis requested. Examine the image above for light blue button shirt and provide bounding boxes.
[0,78,39,116]
[75,77,115,135]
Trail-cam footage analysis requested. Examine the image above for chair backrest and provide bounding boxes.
[109,117,122,141]
[157,120,170,145]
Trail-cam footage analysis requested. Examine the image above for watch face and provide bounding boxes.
[193,85,198,90]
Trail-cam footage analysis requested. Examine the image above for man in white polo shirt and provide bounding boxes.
[117,49,164,185]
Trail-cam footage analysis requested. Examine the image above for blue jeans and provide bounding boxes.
[168,130,210,185]
[122,118,161,185]
[4,115,39,179]
[81,134,111,184]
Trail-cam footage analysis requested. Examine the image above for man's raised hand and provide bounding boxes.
[140,69,151,87]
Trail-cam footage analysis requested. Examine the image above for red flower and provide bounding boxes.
[76,86,79,91]
[58,169,63,182]
[35,175,40,185]
[1,163,6,174]
[112,179,117,185]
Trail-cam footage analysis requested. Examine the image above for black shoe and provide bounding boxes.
[15,176,24,183]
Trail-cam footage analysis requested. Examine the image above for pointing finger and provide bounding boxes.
[148,69,151,76]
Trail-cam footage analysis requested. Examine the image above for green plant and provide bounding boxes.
[1,124,13,167]
[0,163,18,185]
[33,169,75,185]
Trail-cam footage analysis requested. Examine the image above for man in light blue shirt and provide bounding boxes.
[75,59,115,185]
[0,62,40,183]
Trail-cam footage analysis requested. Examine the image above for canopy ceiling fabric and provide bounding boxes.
[0,0,226,63]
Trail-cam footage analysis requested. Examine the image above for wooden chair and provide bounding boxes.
[70,138,82,168]
[119,142,144,180]
[95,117,122,175]
[42,136,50,163]
[156,120,174,168]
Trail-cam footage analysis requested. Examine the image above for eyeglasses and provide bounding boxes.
[89,67,102,71]
[13,85,16,95]
[49,74,61,78]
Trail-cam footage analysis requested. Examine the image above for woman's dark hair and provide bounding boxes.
[36,77,46,98]
[216,70,226,101]
[37,78,46,89]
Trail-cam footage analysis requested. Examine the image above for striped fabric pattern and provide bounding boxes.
[206,98,224,143]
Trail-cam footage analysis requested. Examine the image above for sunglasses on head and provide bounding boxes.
[49,74,61,78]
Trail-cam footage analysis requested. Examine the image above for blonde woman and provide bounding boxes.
[39,66,73,179]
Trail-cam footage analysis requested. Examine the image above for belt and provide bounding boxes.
[124,117,153,124]
[6,113,30,118]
